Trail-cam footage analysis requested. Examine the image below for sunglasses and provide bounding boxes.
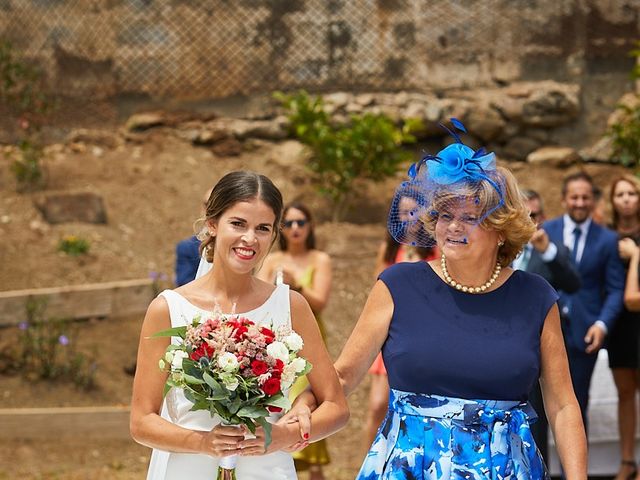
[283,219,308,229]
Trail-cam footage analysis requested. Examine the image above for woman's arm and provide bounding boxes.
[334,280,394,396]
[620,238,640,310]
[289,290,348,440]
[539,304,587,479]
[296,251,332,313]
[130,298,244,457]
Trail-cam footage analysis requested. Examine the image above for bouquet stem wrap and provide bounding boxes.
[216,423,239,479]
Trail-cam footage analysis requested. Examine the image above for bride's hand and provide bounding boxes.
[201,424,247,457]
[237,422,298,456]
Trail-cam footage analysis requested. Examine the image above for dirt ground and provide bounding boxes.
[0,126,631,479]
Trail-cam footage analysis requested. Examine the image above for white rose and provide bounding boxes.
[266,341,289,362]
[284,332,303,352]
[289,357,307,374]
[171,350,189,370]
[217,352,239,372]
[220,373,239,391]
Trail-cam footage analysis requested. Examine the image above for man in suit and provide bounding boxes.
[544,172,625,434]
[514,189,581,461]
[175,187,212,286]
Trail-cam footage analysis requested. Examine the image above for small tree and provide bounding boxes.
[607,41,640,167]
[275,90,421,221]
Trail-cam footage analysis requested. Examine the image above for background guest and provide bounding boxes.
[544,171,625,434]
[607,175,640,480]
[258,202,332,480]
[175,187,212,286]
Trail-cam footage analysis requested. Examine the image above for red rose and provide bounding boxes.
[190,342,214,361]
[267,405,283,413]
[262,377,281,396]
[272,359,284,374]
[251,360,268,376]
[260,327,275,344]
[233,325,248,340]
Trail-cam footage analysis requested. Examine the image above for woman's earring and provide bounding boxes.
[498,240,504,247]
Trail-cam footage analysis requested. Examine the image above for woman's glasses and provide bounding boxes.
[283,219,308,229]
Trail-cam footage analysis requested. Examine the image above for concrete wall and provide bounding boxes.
[0,0,638,141]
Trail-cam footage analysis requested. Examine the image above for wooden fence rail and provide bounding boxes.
[0,279,155,327]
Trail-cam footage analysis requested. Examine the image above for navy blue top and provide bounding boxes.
[379,262,559,401]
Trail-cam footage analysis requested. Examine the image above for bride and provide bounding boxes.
[130,171,349,480]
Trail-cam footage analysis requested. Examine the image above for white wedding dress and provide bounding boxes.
[145,258,297,479]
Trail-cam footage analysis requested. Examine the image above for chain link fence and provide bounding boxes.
[0,0,637,128]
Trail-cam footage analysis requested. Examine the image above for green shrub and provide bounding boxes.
[607,41,640,166]
[58,235,90,256]
[275,90,421,221]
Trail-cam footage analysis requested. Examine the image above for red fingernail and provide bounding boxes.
[303,433,309,439]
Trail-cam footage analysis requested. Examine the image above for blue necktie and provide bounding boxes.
[571,226,582,264]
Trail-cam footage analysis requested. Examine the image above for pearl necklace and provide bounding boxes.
[440,253,502,294]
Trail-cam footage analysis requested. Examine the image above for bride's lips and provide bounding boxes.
[446,237,468,245]
[233,247,256,260]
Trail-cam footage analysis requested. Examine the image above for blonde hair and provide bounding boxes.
[422,166,535,266]
[609,174,640,230]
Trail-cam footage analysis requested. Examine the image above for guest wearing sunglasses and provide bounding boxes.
[258,202,332,480]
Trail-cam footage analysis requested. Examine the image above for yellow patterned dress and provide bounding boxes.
[289,266,331,471]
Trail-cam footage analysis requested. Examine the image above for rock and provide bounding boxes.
[29,219,50,234]
[66,129,122,149]
[269,140,310,168]
[354,93,375,107]
[465,104,505,142]
[125,112,165,132]
[527,146,580,168]
[34,191,107,224]
[193,128,229,145]
[520,84,580,127]
[579,137,614,163]
[324,92,351,109]
[211,137,243,157]
[501,136,541,161]
[345,102,364,114]
[228,119,287,141]
[607,93,640,127]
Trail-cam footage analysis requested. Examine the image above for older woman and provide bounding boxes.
[288,121,587,479]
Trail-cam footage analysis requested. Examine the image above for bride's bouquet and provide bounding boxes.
[154,307,311,480]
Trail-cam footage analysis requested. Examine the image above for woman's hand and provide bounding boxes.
[276,403,311,452]
[281,269,300,291]
[200,424,247,457]
[619,238,639,260]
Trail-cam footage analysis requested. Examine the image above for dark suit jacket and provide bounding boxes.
[544,217,625,352]
[526,241,581,294]
[175,235,201,287]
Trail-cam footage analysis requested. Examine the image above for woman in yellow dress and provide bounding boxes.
[258,202,332,480]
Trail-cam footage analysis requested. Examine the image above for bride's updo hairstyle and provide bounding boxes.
[196,171,284,263]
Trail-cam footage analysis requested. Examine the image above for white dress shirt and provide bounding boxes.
[562,214,591,264]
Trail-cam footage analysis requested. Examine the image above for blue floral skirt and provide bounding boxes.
[357,389,549,480]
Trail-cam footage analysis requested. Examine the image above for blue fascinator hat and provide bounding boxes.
[387,118,505,248]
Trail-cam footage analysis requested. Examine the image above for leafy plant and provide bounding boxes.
[275,90,421,221]
[58,235,90,256]
[607,41,640,166]
[0,298,98,390]
[10,137,46,191]
[0,38,55,191]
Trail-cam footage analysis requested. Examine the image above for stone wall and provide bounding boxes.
[0,0,638,143]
